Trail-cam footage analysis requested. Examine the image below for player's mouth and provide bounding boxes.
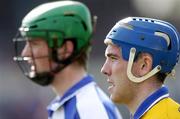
[107,79,115,93]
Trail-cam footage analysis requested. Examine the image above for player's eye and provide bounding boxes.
[110,56,117,61]
[29,41,39,46]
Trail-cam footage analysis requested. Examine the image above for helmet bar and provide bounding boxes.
[154,32,170,47]
[13,56,31,61]
[127,47,161,83]
[19,27,29,32]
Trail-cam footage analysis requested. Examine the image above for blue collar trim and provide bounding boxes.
[133,86,169,119]
[47,75,94,112]
[60,75,94,101]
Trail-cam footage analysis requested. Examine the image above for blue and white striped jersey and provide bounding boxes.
[47,75,122,119]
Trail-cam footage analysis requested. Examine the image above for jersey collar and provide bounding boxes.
[47,75,94,117]
[132,85,169,119]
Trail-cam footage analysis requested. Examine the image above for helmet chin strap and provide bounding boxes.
[26,46,83,86]
[127,47,162,83]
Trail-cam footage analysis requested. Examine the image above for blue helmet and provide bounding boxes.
[106,17,180,74]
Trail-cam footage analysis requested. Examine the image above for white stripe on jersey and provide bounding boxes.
[52,107,65,119]
[76,82,109,119]
[96,86,123,119]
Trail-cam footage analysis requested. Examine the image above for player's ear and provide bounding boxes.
[132,53,153,77]
[64,40,74,58]
[138,53,153,76]
[57,40,74,60]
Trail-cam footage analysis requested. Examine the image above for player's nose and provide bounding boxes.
[101,60,111,76]
[21,42,32,57]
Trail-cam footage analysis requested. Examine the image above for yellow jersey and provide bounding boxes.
[132,86,180,119]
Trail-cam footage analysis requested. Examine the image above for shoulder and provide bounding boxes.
[164,98,180,118]
[142,98,180,119]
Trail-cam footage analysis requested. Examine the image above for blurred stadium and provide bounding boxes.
[0,0,180,118]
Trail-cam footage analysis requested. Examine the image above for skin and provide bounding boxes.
[101,40,162,114]
[21,38,87,96]
[21,38,51,73]
[101,43,134,104]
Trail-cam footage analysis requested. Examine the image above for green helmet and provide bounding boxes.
[20,0,93,52]
[14,1,94,86]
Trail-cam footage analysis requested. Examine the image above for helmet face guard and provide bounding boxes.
[13,31,81,86]
[13,1,94,86]
[13,32,56,86]
[106,17,180,82]
[13,33,32,78]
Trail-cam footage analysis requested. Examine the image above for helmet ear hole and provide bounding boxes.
[168,41,172,50]
[140,36,145,41]
[64,38,77,52]
[81,21,87,31]
[30,25,38,29]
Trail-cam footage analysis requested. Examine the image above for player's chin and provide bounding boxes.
[110,94,119,103]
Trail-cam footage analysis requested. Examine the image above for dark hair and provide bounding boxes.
[155,73,167,83]
[75,43,91,70]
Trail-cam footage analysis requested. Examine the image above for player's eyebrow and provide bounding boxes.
[106,53,118,58]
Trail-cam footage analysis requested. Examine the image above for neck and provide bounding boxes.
[51,63,87,96]
[126,78,162,115]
